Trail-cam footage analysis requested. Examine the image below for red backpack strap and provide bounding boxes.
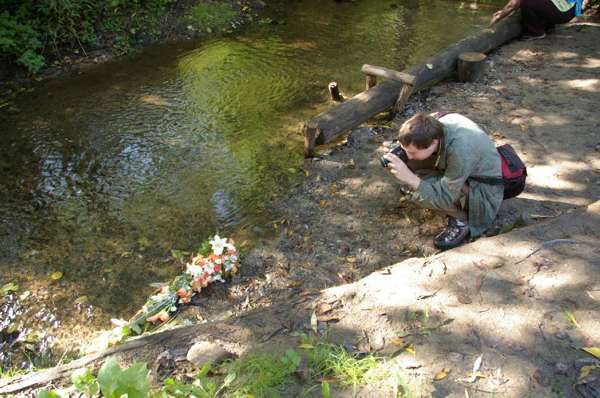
[431,111,451,120]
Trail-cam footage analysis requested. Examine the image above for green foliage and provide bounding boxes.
[0,0,177,73]
[97,358,150,398]
[36,390,61,398]
[71,367,99,397]
[0,11,44,72]
[301,336,383,389]
[163,363,236,398]
[224,349,301,397]
[187,2,238,32]
[321,380,331,398]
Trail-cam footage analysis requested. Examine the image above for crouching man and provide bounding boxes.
[384,112,503,250]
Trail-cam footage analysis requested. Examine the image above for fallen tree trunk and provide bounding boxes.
[0,323,246,395]
[303,15,522,157]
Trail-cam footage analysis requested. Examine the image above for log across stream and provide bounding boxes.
[303,15,522,157]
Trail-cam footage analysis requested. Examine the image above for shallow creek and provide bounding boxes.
[0,0,499,370]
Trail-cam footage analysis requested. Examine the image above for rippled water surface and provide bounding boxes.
[0,0,499,353]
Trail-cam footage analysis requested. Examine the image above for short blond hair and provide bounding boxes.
[398,113,444,149]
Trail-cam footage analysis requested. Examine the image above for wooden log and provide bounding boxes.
[303,14,522,157]
[0,299,313,395]
[361,64,417,86]
[328,82,343,101]
[395,83,414,114]
[457,52,487,82]
[365,74,377,90]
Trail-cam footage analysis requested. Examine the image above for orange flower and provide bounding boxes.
[213,264,222,273]
[191,279,203,292]
[147,311,169,323]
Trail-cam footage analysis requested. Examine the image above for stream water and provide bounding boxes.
[0,0,500,369]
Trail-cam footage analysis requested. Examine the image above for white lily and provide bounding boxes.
[210,234,234,255]
[186,264,203,277]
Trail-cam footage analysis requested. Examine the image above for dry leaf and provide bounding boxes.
[391,337,406,346]
[434,368,451,380]
[316,302,333,314]
[298,343,314,349]
[319,200,327,208]
[583,347,600,360]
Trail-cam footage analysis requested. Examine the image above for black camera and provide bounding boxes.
[380,144,408,168]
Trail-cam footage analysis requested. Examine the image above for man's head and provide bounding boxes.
[397,113,444,160]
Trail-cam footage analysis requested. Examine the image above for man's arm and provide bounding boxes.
[490,0,521,26]
[403,149,474,211]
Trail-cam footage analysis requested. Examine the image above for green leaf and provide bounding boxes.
[223,371,236,387]
[583,347,600,360]
[1,282,19,296]
[197,362,211,379]
[71,367,99,396]
[321,380,331,398]
[97,359,150,398]
[36,390,61,398]
[98,358,121,398]
[50,271,63,281]
[119,362,150,398]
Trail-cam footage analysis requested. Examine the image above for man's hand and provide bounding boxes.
[489,10,504,26]
[384,153,421,191]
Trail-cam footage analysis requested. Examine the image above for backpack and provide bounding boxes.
[469,144,527,200]
[431,112,527,199]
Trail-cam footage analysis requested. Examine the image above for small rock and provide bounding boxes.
[554,362,569,375]
[533,368,550,386]
[186,341,232,367]
[448,352,464,362]
[555,331,569,340]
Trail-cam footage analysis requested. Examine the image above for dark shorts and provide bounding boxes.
[521,0,576,36]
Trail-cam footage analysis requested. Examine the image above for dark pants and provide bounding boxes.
[521,0,576,36]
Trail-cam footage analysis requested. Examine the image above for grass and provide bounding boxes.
[27,336,414,397]
[301,335,388,391]
[223,349,301,397]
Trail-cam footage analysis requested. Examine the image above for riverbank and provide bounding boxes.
[3,14,599,397]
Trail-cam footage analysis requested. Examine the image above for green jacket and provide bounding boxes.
[409,113,504,237]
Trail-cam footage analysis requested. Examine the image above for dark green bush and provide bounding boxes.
[0,0,177,74]
[0,11,44,72]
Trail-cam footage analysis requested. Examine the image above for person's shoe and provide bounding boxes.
[520,33,546,41]
[433,217,470,250]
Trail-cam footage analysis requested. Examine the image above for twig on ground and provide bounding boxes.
[515,239,578,264]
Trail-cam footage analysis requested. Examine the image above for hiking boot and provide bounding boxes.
[433,217,470,250]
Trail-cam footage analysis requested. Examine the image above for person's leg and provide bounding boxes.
[433,184,470,250]
[520,0,576,36]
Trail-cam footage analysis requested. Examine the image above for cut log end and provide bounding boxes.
[457,51,487,82]
[328,82,343,102]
